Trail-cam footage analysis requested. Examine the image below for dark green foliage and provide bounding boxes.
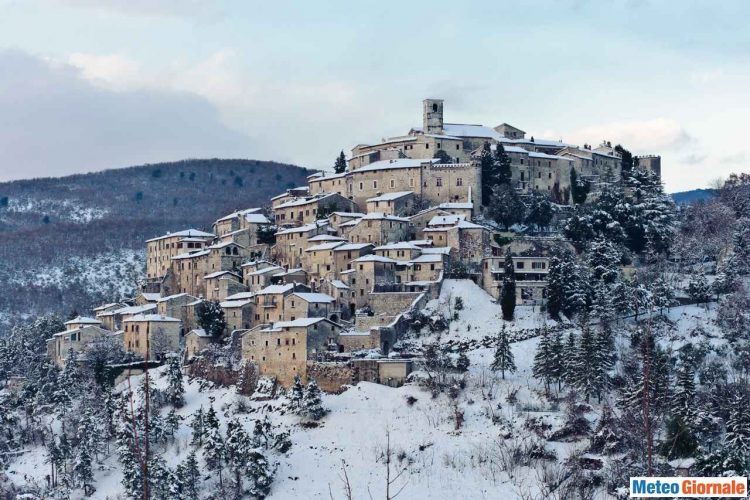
[433,149,452,163]
[570,167,590,205]
[196,300,227,338]
[501,250,516,321]
[487,184,525,230]
[334,150,347,174]
[525,192,554,231]
[491,325,516,379]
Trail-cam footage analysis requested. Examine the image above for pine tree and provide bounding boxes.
[550,330,565,391]
[687,271,711,307]
[525,192,554,231]
[74,442,94,496]
[247,449,274,498]
[454,350,470,372]
[479,142,495,205]
[333,150,347,174]
[493,143,512,185]
[651,274,676,315]
[177,450,201,500]
[671,364,696,425]
[203,420,225,488]
[574,324,598,402]
[165,356,185,408]
[491,325,516,379]
[724,391,750,460]
[562,331,578,384]
[501,249,516,321]
[532,327,554,394]
[225,419,253,497]
[592,326,614,402]
[196,300,227,338]
[570,167,590,205]
[287,375,304,414]
[732,218,750,275]
[302,379,327,420]
[190,407,205,447]
[585,237,620,285]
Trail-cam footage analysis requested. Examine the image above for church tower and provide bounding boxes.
[422,99,444,135]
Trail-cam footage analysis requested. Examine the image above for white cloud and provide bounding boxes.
[0,49,254,181]
[67,53,142,90]
[552,118,694,154]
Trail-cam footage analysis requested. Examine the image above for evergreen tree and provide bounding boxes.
[501,249,516,321]
[225,419,253,497]
[550,330,565,391]
[493,143,512,185]
[525,191,554,231]
[165,356,185,408]
[74,443,94,496]
[203,419,225,488]
[479,142,496,205]
[454,350,470,372]
[724,391,750,461]
[177,450,201,500]
[661,416,699,459]
[570,167,590,205]
[671,364,696,424]
[190,407,205,447]
[585,237,621,285]
[333,150,347,174]
[246,448,274,498]
[562,331,578,384]
[592,326,615,401]
[287,375,304,414]
[651,274,676,315]
[532,327,554,394]
[731,218,750,275]
[687,271,711,307]
[487,184,525,230]
[302,379,327,420]
[491,325,516,379]
[196,301,227,338]
[574,324,599,402]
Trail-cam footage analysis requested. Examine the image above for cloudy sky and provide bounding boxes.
[1,0,748,191]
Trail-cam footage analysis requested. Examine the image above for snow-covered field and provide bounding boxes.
[3,280,729,499]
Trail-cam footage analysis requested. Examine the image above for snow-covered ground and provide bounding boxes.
[4,280,727,499]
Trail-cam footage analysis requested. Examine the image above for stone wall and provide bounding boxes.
[368,291,424,316]
[306,362,355,394]
[187,357,259,396]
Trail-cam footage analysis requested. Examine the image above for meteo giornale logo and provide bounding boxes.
[630,477,747,498]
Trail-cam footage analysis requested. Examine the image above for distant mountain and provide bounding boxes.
[0,159,314,332]
[671,188,716,204]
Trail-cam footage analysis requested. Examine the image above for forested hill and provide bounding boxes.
[0,159,315,330]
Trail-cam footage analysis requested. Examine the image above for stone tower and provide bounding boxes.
[423,99,444,135]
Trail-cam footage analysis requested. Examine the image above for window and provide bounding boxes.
[425,143,429,149]
[359,182,363,190]
[538,172,541,178]
[516,261,525,269]
[409,178,414,187]
[456,144,460,150]
[436,178,443,187]
[456,178,463,186]
[373,180,378,189]
[390,179,395,188]
[548,173,552,179]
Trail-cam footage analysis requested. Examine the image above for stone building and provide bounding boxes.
[274,221,331,268]
[365,191,415,216]
[204,270,245,302]
[157,293,199,332]
[242,261,285,292]
[47,317,111,368]
[122,314,181,360]
[184,328,215,362]
[145,229,214,285]
[220,296,255,332]
[98,303,156,331]
[340,212,410,246]
[240,317,342,387]
[273,193,355,227]
[283,292,335,322]
[332,243,374,276]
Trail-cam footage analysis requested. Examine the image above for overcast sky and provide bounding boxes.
[1,0,748,191]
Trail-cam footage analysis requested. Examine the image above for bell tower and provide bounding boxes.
[422,98,444,135]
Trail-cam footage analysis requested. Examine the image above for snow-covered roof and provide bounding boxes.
[146,229,214,243]
[124,314,180,323]
[139,293,161,302]
[275,221,328,236]
[245,213,270,224]
[273,317,332,329]
[329,279,350,289]
[257,284,295,295]
[203,270,241,280]
[501,137,575,149]
[408,254,444,264]
[305,241,345,252]
[157,293,189,303]
[421,246,451,255]
[355,158,437,173]
[374,242,421,251]
[528,151,573,161]
[110,304,157,316]
[428,214,465,226]
[442,123,502,140]
[366,191,414,203]
[187,328,212,338]
[215,208,262,223]
[291,292,335,303]
[247,266,284,276]
[353,254,398,264]
[668,458,696,469]
[457,220,486,230]
[172,249,210,260]
[275,193,337,209]
[225,291,256,301]
[220,299,254,308]
[93,302,123,312]
[53,325,107,337]
[307,234,347,242]
[207,240,245,250]
[334,243,374,251]
[411,239,433,246]
[310,172,347,182]
[64,316,101,326]
[330,212,366,218]
[361,212,409,222]
[438,202,473,210]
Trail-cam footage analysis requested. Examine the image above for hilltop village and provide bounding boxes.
[45,98,662,390]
